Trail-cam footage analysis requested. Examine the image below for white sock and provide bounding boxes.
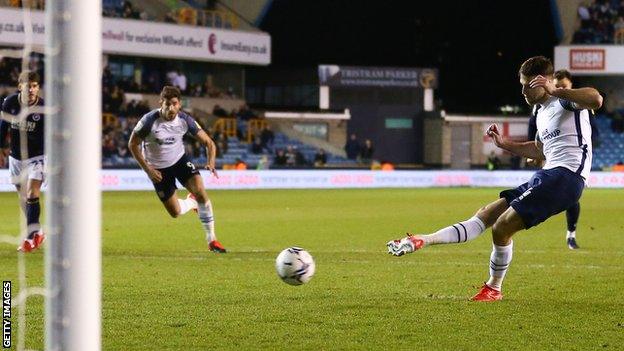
[566,230,576,239]
[197,201,216,242]
[177,197,195,215]
[486,241,514,291]
[421,216,486,245]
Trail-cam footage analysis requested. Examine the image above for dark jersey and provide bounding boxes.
[0,93,45,160]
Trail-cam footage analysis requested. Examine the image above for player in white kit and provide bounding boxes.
[129,86,226,253]
[386,56,602,301]
[527,69,598,249]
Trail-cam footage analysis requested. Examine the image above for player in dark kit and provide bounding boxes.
[0,71,46,252]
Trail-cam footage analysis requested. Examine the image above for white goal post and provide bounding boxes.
[44,1,102,350]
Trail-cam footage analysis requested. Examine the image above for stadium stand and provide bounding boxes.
[593,114,624,169]
[100,0,243,29]
[572,0,624,44]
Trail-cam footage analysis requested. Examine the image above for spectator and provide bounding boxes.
[274,149,287,166]
[166,69,178,86]
[251,136,263,154]
[486,151,501,170]
[213,104,228,117]
[285,145,296,166]
[360,139,374,164]
[344,133,361,160]
[234,158,247,170]
[102,65,113,88]
[313,148,327,167]
[237,104,257,121]
[294,146,307,166]
[173,69,187,93]
[164,11,177,23]
[215,134,228,158]
[190,83,203,97]
[107,86,125,114]
[579,2,591,24]
[225,86,237,98]
[381,161,395,171]
[102,132,117,158]
[260,125,275,151]
[257,155,270,170]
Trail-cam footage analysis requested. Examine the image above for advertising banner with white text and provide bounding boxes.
[1,170,624,192]
[0,8,271,65]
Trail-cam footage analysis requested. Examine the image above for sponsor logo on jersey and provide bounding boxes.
[541,129,561,141]
[155,137,176,145]
[11,119,37,132]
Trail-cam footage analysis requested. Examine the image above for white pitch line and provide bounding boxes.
[102,254,622,270]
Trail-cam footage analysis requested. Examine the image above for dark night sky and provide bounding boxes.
[259,0,559,114]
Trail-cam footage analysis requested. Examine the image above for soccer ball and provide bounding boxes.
[275,247,316,286]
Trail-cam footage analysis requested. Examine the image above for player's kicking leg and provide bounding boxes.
[184,175,226,253]
[387,198,508,256]
[565,202,580,249]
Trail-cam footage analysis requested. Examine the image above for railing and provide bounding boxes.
[213,118,237,138]
[247,118,267,143]
[102,113,118,129]
[177,7,238,29]
[0,0,44,9]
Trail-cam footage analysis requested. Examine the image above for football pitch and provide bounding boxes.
[1,188,623,350]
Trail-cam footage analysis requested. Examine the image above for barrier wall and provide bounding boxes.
[1,170,624,191]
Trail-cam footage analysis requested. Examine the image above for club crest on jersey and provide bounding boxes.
[541,128,561,140]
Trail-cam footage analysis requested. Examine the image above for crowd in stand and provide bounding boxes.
[1,0,232,29]
[0,56,43,87]
[0,0,44,10]
[100,0,228,28]
[600,90,624,133]
[573,0,624,44]
[102,0,148,21]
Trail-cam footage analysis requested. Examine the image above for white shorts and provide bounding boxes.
[9,155,46,185]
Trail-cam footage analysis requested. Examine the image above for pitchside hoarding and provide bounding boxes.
[318,65,438,88]
[1,170,623,191]
[554,46,624,75]
[0,8,271,65]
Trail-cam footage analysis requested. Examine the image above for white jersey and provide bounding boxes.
[534,96,592,181]
[133,109,201,168]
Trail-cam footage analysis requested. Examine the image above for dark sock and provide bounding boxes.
[26,197,41,239]
[566,202,580,232]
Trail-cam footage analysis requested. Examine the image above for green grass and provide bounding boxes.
[1,188,623,350]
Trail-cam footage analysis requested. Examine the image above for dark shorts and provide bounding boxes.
[499,167,585,229]
[152,155,199,201]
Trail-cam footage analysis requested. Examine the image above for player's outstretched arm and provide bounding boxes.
[128,131,162,183]
[486,124,544,159]
[196,129,218,178]
[529,75,603,110]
